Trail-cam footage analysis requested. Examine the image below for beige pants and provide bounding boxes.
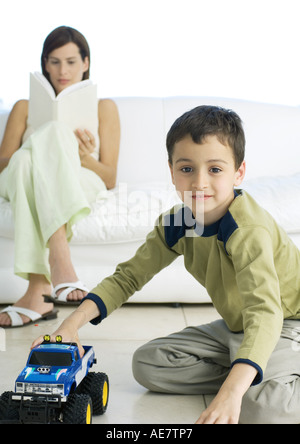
[132,318,300,424]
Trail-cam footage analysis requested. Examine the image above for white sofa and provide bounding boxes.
[1,96,300,305]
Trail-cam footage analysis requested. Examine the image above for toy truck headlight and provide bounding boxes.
[16,382,24,393]
[53,384,64,395]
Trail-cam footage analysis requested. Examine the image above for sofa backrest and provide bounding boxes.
[1,97,300,185]
[114,96,300,183]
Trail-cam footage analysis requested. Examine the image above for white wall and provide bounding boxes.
[1,0,300,107]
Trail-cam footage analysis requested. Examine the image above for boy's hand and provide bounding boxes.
[31,328,85,358]
[195,389,242,424]
[31,301,100,359]
[195,363,257,424]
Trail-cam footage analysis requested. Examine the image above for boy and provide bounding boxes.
[32,106,300,424]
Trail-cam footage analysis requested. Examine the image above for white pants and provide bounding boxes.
[0,121,106,281]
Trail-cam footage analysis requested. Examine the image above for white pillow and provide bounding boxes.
[71,182,181,245]
[242,173,300,233]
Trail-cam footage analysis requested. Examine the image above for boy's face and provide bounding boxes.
[169,135,246,225]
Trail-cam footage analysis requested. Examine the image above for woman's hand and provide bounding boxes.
[75,128,96,165]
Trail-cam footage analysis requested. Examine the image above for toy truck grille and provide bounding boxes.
[16,382,64,396]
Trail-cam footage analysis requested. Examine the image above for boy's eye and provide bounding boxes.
[210,167,222,173]
[181,167,193,173]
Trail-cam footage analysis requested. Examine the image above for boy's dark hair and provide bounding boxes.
[166,105,245,170]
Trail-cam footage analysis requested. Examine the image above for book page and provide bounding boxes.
[57,83,98,134]
[31,72,92,100]
[32,72,56,99]
[27,73,56,129]
[26,73,99,148]
[57,78,93,100]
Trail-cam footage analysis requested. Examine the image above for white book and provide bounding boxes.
[27,72,99,139]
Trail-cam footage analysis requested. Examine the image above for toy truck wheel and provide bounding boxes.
[63,393,93,424]
[77,372,109,415]
[0,392,19,422]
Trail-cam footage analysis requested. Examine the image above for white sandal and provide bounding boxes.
[43,280,89,306]
[0,306,58,329]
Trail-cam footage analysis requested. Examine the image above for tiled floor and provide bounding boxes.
[0,303,221,424]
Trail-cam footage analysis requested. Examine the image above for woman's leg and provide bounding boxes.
[0,274,52,326]
[48,225,88,302]
[0,224,87,326]
[0,122,95,326]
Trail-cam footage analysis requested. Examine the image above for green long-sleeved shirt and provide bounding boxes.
[85,190,300,383]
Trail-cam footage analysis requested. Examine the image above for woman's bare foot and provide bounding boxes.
[48,226,88,302]
[0,274,53,327]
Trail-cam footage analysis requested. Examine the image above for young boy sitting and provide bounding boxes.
[32,105,300,424]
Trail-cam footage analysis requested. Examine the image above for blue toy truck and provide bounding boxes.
[0,336,109,424]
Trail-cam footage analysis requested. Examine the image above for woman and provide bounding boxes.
[0,26,120,327]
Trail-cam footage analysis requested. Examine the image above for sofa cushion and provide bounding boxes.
[71,182,181,244]
[242,172,300,234]
[1,174,300,244]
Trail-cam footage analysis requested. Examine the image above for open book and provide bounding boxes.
[27,72,99,140]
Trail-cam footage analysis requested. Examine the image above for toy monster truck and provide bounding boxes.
[0,336,109,424]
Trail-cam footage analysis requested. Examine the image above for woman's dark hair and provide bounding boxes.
[166,105,245,170]
[41,26,90,83]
